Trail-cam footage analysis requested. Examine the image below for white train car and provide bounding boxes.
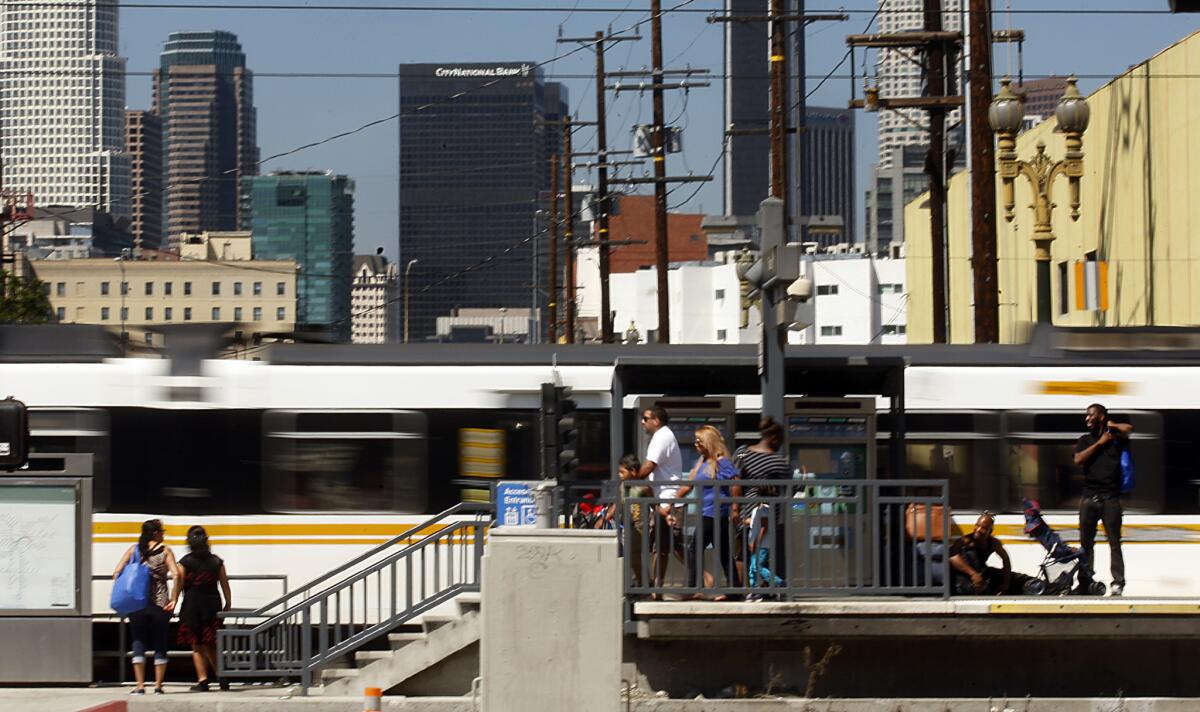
[4,326,1200,606]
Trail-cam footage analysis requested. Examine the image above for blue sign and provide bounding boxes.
[495,481,538,527]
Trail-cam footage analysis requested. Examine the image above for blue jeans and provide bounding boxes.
[748,547,784,588]
[130,606,170,665]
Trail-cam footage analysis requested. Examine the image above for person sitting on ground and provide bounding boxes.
[949,512,1033,596]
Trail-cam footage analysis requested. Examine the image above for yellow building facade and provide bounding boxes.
[907,30,1200,343]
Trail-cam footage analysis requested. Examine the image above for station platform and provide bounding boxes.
[631,597,1200,639]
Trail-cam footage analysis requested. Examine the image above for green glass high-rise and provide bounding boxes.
[242,172,354,340]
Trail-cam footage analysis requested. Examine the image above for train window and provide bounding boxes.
[878,440,976,509]
[1008,441,1082,511]
[28,408,110,511]
[263,410,428,513]
[1005,411,1164,514]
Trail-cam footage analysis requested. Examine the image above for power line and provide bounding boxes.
[0,3,1168,15]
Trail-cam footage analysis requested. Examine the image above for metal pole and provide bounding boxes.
[650,0,671,343]
[117,251,127,354]
[925,0,949,344]
[403,258,418,343]
[562,122,577,344]
[968,0,1000,343]
[549,155,560,343]
[595,31,615,344]
[758,198,786,427]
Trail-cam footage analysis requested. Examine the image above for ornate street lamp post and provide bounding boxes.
[989,75,1091,324]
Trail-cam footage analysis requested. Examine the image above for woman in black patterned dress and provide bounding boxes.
[170,525,231,692]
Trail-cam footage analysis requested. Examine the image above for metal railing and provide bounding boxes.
[615,478,950,600]
[92,573,289,686]
[217,503,491,695]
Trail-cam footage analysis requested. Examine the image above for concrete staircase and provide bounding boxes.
[320,593,481,696]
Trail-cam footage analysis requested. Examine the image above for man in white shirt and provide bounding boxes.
[631,406,684,588]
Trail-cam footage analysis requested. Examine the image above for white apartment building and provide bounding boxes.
[0,0,131,216]
[577,248,906,345]
[351,254,398,344]
[875,0,962,169]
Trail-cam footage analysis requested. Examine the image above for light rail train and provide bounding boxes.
[3,326,1200,606]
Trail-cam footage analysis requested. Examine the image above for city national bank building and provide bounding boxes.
[398,63,567,341]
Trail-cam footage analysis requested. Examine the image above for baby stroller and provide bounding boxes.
[1021,499,1106,596]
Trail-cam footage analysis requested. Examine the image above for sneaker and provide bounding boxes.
[1111,583,1124,597]
[218,679,230,691]
[153,688,164,695]
[129,688,145,695]
[190,681,210,692]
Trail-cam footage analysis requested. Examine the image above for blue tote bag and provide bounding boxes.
[110,554,151,615]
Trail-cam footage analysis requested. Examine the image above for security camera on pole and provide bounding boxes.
[738,198,814,427]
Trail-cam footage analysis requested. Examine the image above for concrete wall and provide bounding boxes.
[906,28,1200,343]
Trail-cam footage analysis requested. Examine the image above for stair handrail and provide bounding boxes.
[240,501,493,618]
[219,511,489,694]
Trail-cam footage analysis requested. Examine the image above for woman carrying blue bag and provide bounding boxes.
[111,519,178,695]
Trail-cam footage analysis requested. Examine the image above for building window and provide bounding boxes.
[120,281,128,296]
[820,325,843,337]
[100,281,110,296]
[145,333,154,346]
[276,307,286,321]
[101,307,110,321]
[144,307,153,320]
[164,282,173,296]
[212,282,221,296]
[164,307,173,321]
[212,307,221,320]
[817,284,839,296]
[56,282,65,297]
[184,307,192,321]
[715,289,726,300]
[234,307,243,321]
[253,281,262,296]
[120,307,128,321]
[276,282,286,296]
[881,324,907,336]
[56,307,65,321]
[234,282,242,296]
[184,282,192,296]
[878,283,903,295]
[253,307,262,321]
[144,281,153,296]
[1058,261,1070,315]
[716,329,728,342]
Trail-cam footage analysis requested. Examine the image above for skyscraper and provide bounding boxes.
[126,111,163,251]
[0,0,130,216]
[398,63,565,341]
[155,31,258,246]
[875,0,961,168]
[722,1,854,243]
[242,172,355,341]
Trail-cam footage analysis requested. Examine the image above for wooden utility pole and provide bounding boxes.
[969,0,1000,343]
[594,30,614,344]
[769,0,787,209]
[548,154,560,344]
[925,0,949,344]
[650,0,670,343]
[562,119,577,344]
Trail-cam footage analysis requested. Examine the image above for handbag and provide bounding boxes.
[110,552,151,616]
[1120,444,1136,495]
[905,503,950,542]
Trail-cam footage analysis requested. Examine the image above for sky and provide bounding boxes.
[119,1,1200,267]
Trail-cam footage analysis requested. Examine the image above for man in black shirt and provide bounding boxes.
[1074,403,1133,596]
[949,513,1032,595]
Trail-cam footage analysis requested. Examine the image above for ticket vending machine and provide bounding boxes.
[634,397,736,475]
[783,397,877,589]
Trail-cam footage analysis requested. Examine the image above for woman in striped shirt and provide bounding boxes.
[734,416,790,597]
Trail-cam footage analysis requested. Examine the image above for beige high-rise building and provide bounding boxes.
[33,234,297,348]
[351,254,397,344]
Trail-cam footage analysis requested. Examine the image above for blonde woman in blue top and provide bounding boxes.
[674,425,742,599]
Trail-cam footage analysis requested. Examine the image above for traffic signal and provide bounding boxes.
[539,383,559,479]
[556,386,580,480]
[0,396,29,471]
